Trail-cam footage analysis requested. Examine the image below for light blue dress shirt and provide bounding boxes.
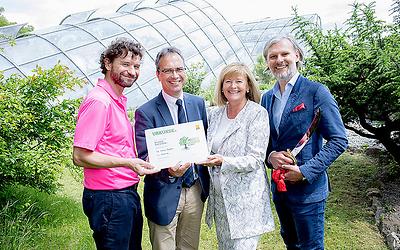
[272,72,300,135]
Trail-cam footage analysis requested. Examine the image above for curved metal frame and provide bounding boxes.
[91,15,156,99]
[198,0,254,64]
[0,54,27,77]
[31,33,94,85]
[1,0,318,108]
[59,9,97,25]
[164,2,227,78]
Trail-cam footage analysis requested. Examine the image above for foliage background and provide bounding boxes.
[0,65,82,192]
[291,2,400,167]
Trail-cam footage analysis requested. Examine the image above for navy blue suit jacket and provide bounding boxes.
[134,92,209,226]
[261,75,348,204]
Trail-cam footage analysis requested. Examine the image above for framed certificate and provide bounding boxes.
[144,120,209,169]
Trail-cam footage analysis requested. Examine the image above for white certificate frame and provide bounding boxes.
[144,120,209,169]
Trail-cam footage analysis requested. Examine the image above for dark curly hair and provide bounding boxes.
[99,37,145,74]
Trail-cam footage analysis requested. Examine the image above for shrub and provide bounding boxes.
[0,64,82,192]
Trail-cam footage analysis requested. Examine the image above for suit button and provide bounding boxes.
[177,186,181,189]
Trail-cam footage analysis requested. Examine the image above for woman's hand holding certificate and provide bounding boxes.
[196,154,224,167]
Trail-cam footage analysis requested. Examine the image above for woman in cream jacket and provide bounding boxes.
[201,63,274,250]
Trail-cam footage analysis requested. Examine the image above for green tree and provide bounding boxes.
[200,80,216,106]
[291,2,400,165]
[0,64,82,192]
[183,62,206,95]
[253,54,275,91]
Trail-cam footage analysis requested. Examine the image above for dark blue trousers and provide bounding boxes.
[274,195,326,250]
[82,186,143,250]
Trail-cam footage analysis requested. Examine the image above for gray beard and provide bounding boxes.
[273,69,295,82]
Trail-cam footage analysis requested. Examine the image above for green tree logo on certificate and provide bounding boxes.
[179,136,200,150]
[179,136,190,149]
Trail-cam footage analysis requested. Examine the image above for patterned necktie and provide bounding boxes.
[176,99,187,124]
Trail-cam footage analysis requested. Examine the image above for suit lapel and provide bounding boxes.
[183,93,196,122]
[266,90,278,137]
[155,92,174,126]
[278,76,303,133]
[206,106,223,152]
[219,101,249,145]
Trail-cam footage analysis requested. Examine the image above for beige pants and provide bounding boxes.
[148,180,204,250]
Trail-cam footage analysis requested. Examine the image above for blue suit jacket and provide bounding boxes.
[261,75,348,204]
[134,92,209,226]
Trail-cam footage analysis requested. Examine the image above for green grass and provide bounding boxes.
[0,151,388,249]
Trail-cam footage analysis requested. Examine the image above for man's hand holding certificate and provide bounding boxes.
[144,120,208,169]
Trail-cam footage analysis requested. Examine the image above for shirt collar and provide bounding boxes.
[272,71,300,97]
[162,90,184,105]
[97,78,127,103]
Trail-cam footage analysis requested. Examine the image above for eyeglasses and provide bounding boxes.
[158,67,186,75]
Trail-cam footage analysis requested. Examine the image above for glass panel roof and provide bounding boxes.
[186,54,211,73]
[126,87,150,108]
[216,20,234,37]
[0,55,13,70]
[80,19,126,39]
[60,10,96,25]
[2,36,59,65]
[0,0,316,109]
[131,26,166,49]
[169,36,198,60]
[43,27,96,50]
[214,40,232,61]
[20,53,82,77]
[182,0,208,9]
[187,30,211,51]
[2,68,24,78]
[137,55,156,85]
[88,71,104,87]
[147,45,165,61]
[173,15,197,34]
[112,14,148,31]
[202,24,224,43]
[202,46,223,69]
[136,79,161,102]
[157,5,184,19]
[169,1,197,12]
[201,7,223,23]
[134,8,169,23]
[67,42,104,75]
[153,20,184,41]
[116,1,143,13]
[0,23,26,39]
[188,10,211,27]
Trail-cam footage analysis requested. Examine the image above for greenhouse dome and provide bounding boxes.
[0,0,320,108]
[233,14,320,59]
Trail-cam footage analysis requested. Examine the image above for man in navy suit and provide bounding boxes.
[135,46,209,250]
[261,35,348,249]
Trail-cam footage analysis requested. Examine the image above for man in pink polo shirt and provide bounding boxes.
[73,37,159,250]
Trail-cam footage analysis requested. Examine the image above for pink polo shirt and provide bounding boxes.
[73,79,139,190]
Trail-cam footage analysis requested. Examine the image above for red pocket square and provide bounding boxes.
[292,103,305,112]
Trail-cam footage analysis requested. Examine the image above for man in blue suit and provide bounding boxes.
[135,46,209,250]
[261,35,348,249]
